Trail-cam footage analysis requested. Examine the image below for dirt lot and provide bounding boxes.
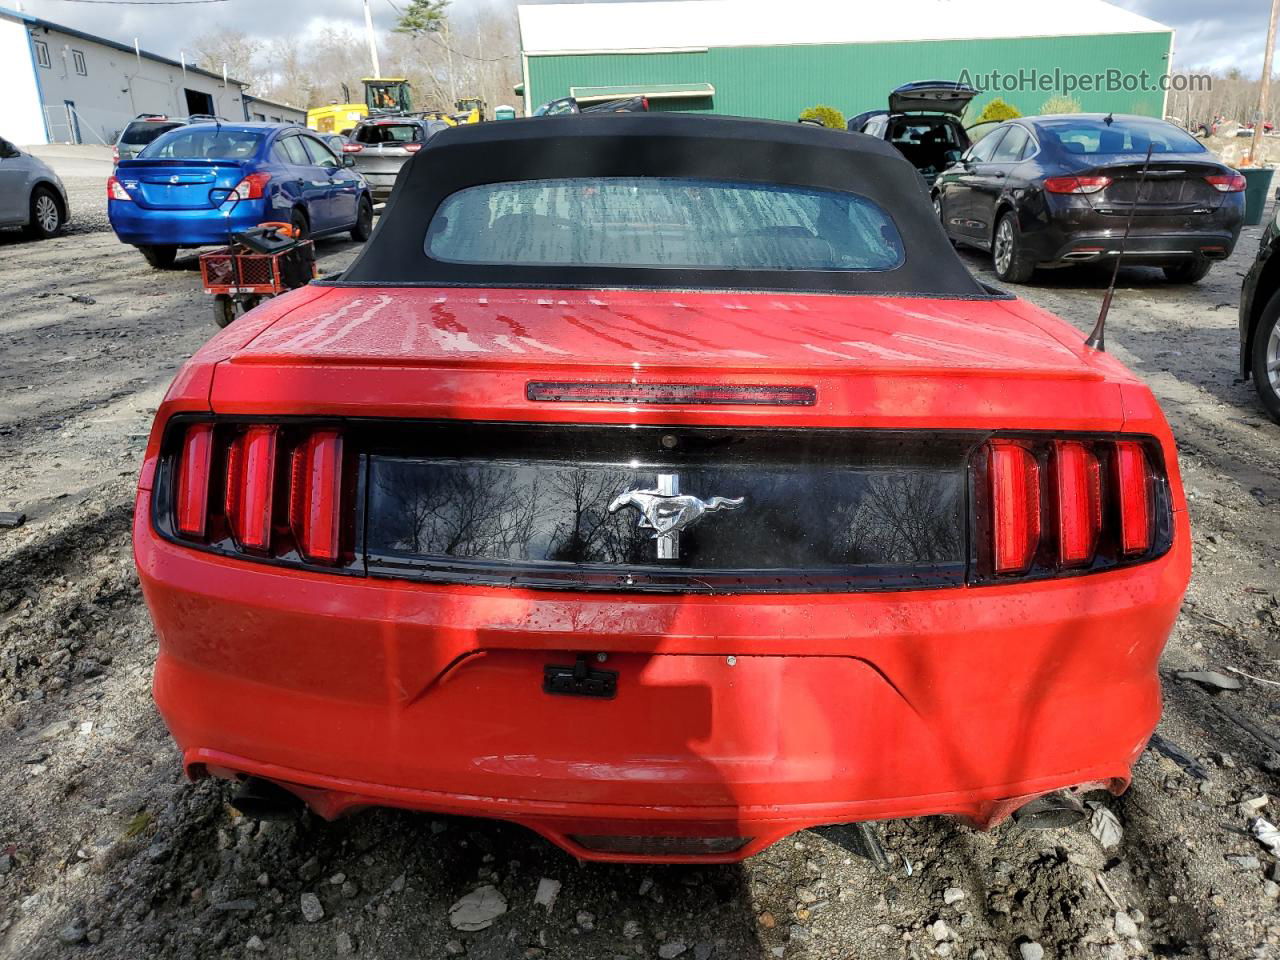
[1,175,1279,960]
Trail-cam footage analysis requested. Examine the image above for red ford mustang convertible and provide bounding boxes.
[135,115,1190,863]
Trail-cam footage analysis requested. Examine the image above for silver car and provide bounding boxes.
[0,136,69,239]
[345,118,449,202]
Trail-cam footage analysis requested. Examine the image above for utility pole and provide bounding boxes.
[363,0,381,79]
[1251,0,1279,166]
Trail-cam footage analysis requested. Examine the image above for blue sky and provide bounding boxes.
[11,0,1274,76]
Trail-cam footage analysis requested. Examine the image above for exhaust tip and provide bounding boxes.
[1011,790,1086,829]
[230,777,304,821]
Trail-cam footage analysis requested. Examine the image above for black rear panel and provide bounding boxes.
[1085,162,1223,214]
[362,423,976,592]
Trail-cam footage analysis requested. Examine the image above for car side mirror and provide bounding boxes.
[0,140,17,159]
[342,155,356,168]
[944,149,963,166]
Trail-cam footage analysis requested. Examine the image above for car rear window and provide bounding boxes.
[354,123,422,145]
[141,129,264,160]
[120,120,184,146]
[426,177,905,272]
[1038,118,1204,155]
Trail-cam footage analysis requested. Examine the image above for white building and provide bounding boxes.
[0,5,305,146]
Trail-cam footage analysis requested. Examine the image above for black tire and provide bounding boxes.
[992,211,1036,283]
[290,208,310,241]
[1250,290,1280,424]
[1162,258,1212,284]
[213,294,237,328]
[138,244,177,269]
[350,195,374,242]
[23,186,63,239]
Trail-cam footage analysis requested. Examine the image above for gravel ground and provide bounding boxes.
[1,197,1280,960]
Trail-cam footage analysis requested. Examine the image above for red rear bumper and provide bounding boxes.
[137,493,1188,862]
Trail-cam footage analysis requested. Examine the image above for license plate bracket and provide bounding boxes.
[543,655,617,699]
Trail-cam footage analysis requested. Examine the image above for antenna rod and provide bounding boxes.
[1085,142,1155,352]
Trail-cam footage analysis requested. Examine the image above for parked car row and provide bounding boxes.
[849,83,1248,286]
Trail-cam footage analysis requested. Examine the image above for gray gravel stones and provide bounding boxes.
[300,892,324,923]
[658,943,688,959]
[1019,943,1045,960]
[1114,910,1140,939]
[56,918,86,945]
[448,885,507,932]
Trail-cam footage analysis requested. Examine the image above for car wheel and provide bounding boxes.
[992,212,1035,283]
[1251,290,1280,424]
[24,187,63,239]
[138,244,178,269]
[1162,258,1212,284]
[290,208,310,241]
[351,195,374,242]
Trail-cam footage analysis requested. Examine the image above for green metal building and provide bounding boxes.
[516,0,1175,122]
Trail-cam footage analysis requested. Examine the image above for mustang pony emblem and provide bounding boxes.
[608,489,745,539]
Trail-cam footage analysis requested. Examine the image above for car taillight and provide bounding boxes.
[227,172,271,201]
[1113,440,1152,555]
[988,441,1040,575]
[975,435,1167,582]
[1051,441,1101,568]
[289,430,344,563]
[403,142,423,153]
[111,144,119,163]
[1044,176,1112,195]
[225,425,277,552]
[107,176,131,201]
[164,421,353,567]
[1204,173,1247,193]
[174,423,214,537]
[342,142,364,153]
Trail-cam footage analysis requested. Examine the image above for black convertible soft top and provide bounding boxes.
[333,113,991,298]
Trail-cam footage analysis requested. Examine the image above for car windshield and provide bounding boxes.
[355,123,422,144]
[120,120,184,146]
[426,177,905,272]
[140,128,264,159]
[1038,118,1204,156]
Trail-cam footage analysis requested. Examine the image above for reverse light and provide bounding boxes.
[988,441,1041,575]
[107,176,131,201]
[174,424,214,537]
[1204,173,1247,193]
[227,172,271,202]
[1052,441,1101,568]
[527,382,817,406]
[1113,441,1152,555]
[289,430,344,563]
[225,425,278,552]
[1044,176,1112,195]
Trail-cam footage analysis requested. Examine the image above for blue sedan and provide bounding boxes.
[107,122,374,268]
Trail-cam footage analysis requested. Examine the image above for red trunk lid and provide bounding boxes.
[209,287,1133,430]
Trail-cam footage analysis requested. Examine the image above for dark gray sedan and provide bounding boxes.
[344,117,449,203]
[933,114,1245,284]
